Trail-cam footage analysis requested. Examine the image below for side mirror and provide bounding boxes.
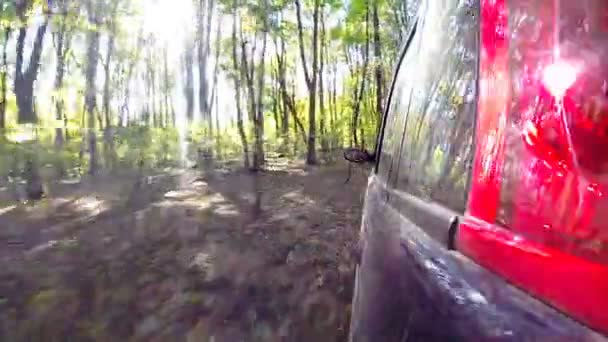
[344,148,375,164]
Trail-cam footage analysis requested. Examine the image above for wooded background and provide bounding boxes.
[0,0,417,182]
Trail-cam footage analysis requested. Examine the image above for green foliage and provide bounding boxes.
[113,126,181,169]
[0,1,17,27]
[0,0,412,176]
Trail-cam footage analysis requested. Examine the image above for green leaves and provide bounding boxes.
[0,0,17,28]
[0,0,411,163]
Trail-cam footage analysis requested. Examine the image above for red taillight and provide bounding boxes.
[460,0,608,334]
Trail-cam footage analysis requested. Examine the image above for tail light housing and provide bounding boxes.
[460,0,608,334]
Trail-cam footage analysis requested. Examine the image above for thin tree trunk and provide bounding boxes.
[15,18,49,123]
[183,40,195,122]
[170,93,176,126]
[142,68,150,125]
[253,25,268,171]
[319,7,329,153]
[330,61,338,137]
[196,0,206,122]
[85,0,101,175]
[150,66,158,127]
[351,79,360,146]
[103,0,120,129]
[275,33,290,150]
[240,15,259,170]
[15,9,49,198]
[53,10,71,176]
[121,30,144,126]
[295,0,320,165]
[198,0,215,125]
[102,33,117,169]
[157,70,164,127]
[103,35,115,128]
[232,3,250,169]
[352,3,370,148]
[277,77,305,145]
[271,66,280,137]
[283,87,307,145]
[373,0,384,137]
[272,81,279,136]
[214,91,219,150]
[0,27,10,130]
[209,15,222,155]
[54,29,71,148]
[275,40,306,146]
[163,46,170,127]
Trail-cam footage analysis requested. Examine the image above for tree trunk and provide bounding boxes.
[53,29,70,149]
[319,8,329,153]
[197,0,215,125]
[0,27,10,130]
[196,0,206,122]
[239,11,260,170]
[102,24,117,170]
[272,78,280,136]
[373,0,384,137]
[53,12,71,176]
[275,33,290,151]
[214,91,219,151]
[209,15,222,156]
[142,67,150,125]
[271,67,280,137]
[85,0,101,175]
[241,38,258,170]
[156,69,164,127]
[352,4,370,148]
[275,44,306,146]
[121,30,144,126]
[170,93,176,127]
[231,3,250,169]
[253,2,269,171]
[150,65,158,127]
[328,58,338,145]
[15,18,49,124]
[163,46,171,127]
[295,0,320,165]
[15,9,49,198]
[183,40,195,122]
[103,35,115,128]
[351,80,360,146]
[286,84,307,146]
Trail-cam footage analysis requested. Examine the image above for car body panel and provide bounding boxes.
[350,175,605,341]
[349,0,608,339]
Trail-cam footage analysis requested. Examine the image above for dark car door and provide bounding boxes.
[350,0,480,341]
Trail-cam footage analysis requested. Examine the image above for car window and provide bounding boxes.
[377,1,421,182]
[378,33,421,183]
[393,0,479,213]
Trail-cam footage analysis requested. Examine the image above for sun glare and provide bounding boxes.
[142,0,194,43]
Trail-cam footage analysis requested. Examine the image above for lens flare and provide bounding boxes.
[542,61,578,98]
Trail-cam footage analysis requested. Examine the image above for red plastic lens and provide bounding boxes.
[460,0,608,335]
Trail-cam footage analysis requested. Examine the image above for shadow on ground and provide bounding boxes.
[0,160,370,341]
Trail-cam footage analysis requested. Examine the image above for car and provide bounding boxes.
[346,0,608,340]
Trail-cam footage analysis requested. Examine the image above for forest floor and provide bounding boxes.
[0,158,370,341]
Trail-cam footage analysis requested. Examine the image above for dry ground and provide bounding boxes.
[0,160,370,341]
